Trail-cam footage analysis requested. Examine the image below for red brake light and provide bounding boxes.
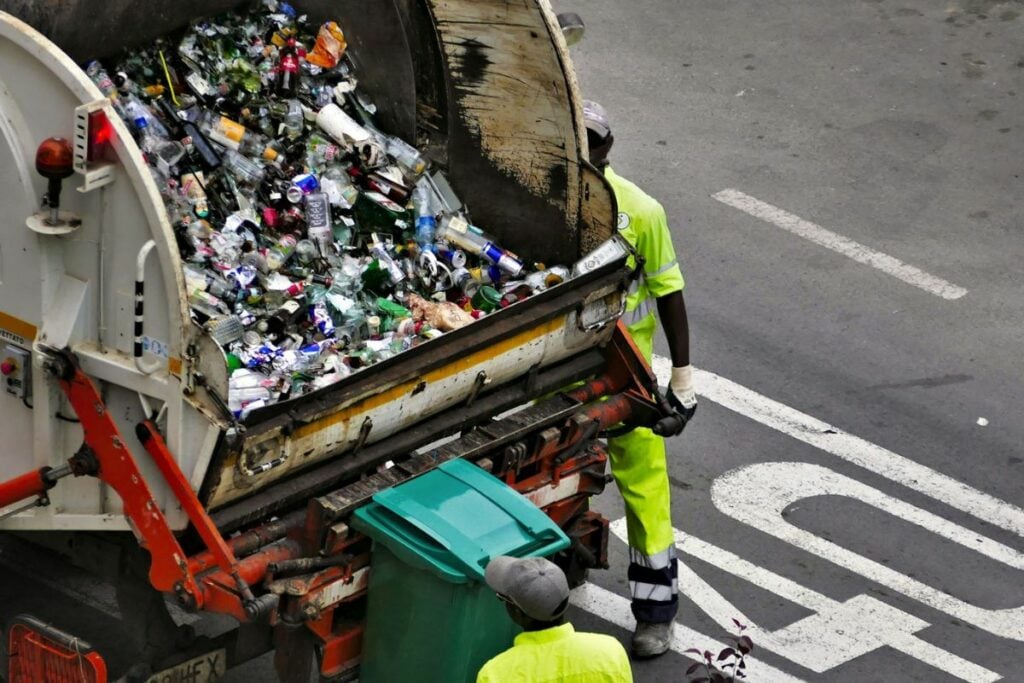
[87,110,113,162]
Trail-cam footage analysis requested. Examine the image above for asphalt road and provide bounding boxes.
[3,1,1023,681]
[570,0,1024,680]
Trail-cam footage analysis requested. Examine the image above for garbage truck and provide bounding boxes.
[0,1,686,680]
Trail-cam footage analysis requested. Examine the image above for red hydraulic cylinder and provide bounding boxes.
[0,469,51,508]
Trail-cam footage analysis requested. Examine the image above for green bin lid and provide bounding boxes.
[351,460,570,583]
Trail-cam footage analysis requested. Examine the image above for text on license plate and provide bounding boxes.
[147,648,227,683]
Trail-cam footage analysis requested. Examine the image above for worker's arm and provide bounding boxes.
[656,291,697,420]
[637,203,697,422]
[656,290,689,367]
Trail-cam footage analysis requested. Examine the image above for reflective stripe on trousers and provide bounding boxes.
[627,545,679,623]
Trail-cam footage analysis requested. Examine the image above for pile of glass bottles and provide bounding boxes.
[90,0,573,418]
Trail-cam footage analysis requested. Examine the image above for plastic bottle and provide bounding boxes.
[320,167,360,209]
[134,117,185,171]
[294,239,319,265]
[269,98,305,139]
[85,61,121,106]
[275,38,301,96]
[222,149,266,186]
[385,135,427,179]
[413,182,437,251]
[265,234,298,271]
[305,134,341,167]
[198,111,281,163]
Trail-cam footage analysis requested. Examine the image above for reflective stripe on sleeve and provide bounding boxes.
[625,297,655,326]
[645,259,678,278]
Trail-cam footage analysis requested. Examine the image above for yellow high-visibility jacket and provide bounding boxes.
[606,166,685,360]
[476,623,633,683]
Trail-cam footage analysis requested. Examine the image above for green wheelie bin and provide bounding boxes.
[352,459,571,682]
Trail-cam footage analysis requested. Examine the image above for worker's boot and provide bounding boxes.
[631,620,672,659]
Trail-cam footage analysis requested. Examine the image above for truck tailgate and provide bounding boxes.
[202,257,628,511]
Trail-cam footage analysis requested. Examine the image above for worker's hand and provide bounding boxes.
[667,365,697,427]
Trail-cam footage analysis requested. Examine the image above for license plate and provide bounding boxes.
[147,649,227,683]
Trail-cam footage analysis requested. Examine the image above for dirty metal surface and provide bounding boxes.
[311,392,584,524]
[210,348,606,532]
[200,261,626,512]
[0,0,246,60]
[428,0,585,265]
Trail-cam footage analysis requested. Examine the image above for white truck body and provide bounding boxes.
[0,1,623,531]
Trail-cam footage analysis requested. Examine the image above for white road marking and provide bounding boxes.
[608,519,999,682]
[650,356,1024,539]
[711,462,1024,642]
[711,189,968,300]
[569,583,807,683]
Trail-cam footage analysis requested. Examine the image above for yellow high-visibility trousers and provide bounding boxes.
[608,317,679,622]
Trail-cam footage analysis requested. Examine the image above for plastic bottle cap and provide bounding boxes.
[472,285,501,310]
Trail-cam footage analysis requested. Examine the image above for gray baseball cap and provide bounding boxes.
[486,556,570,622]
[582,100,612,140]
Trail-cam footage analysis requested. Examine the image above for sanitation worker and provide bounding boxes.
[477,556,632,682]
[583,100,697,658]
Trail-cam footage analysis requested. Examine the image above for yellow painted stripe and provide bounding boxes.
[294,315,567,440]
[0,311,37,342]
[168,357,182,377]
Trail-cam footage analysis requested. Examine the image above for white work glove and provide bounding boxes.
[667,365,698,425]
